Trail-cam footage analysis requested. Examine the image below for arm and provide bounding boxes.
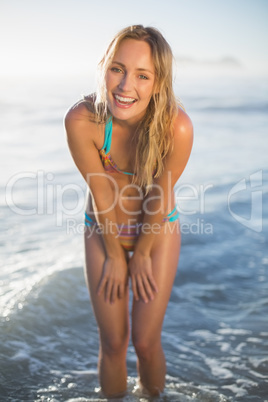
[129,108,194,302]
[64,102,128,303]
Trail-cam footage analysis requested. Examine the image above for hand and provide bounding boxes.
[128,251,158,303]
[97,256,128,304]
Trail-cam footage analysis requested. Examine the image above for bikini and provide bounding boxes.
[85,117,179,251]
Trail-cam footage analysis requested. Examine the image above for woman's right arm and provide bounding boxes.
[64,103,128,303]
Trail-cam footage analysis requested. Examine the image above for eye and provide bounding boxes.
[139,74,149,80]
[111,67,123,74]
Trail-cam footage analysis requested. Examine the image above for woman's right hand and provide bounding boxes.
[97,256,128,304]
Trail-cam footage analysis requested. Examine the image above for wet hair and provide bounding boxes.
[95,25,178,190]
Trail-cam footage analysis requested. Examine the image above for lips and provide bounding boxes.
[113,94,137,107]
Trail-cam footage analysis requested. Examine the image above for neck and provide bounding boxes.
[113,118,141,138]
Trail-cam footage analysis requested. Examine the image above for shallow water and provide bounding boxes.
[0,73,268,401]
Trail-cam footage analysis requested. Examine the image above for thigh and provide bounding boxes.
[84,227,129,342]
[132,220,181,341]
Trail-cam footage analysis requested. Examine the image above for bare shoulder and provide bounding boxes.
[64,95,103,146]
[64,96,106,181]
[159,107,193,183]
[65,95,95,128]
[168,106,193,164]
[173,106,194,143]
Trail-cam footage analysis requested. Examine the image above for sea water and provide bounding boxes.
[0,71,267,401]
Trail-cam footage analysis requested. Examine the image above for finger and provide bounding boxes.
[125,275,129,287]
[97,275,107,296]
[148,274,158,293]
[111,282,119,304]
[142,275,154,301]
[105,279,113,303]
[118,282,125,299]
[137,276,148,303]
[131,276,139,301]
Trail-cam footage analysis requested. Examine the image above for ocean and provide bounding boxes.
[0,71,267,401]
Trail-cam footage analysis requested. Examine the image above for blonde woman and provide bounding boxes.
[65,25,193,398]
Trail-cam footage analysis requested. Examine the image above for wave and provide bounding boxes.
[191,102,268,114]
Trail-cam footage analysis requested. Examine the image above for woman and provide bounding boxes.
[65,25,193,398]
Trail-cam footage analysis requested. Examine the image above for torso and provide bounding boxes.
[87,117,145,225]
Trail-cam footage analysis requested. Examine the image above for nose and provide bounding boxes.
[118,72,133,92]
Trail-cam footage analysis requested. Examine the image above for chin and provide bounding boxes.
[108,103,147,123]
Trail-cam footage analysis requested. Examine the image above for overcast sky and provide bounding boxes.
[1,0,268,77]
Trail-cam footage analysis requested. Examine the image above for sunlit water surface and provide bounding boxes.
[0,72,267,401]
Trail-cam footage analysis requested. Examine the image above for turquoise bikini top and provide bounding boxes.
[99,118,135,176]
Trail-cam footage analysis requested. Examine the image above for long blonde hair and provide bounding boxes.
[95,25,178,190]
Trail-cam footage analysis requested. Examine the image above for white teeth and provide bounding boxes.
[114,94,136,103]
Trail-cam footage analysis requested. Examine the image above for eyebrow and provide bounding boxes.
[111,61,154,75]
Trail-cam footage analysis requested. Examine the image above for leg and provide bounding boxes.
[84,226,130,397]
[131,220,181,395]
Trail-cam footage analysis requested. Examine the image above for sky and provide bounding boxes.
[0,0,268,77]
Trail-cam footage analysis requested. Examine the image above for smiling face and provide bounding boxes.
[105,39,156,125]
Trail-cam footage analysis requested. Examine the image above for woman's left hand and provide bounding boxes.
[128,251,158,303]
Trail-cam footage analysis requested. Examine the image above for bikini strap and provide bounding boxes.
[101,117,113,153]
[166,206,179,222]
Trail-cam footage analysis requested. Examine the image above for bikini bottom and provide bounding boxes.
[84,207,179,252]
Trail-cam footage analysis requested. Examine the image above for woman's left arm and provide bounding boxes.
[129,109,194,302]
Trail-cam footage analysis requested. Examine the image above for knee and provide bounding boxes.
[101,332,129,357]
[132,333,160,361]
